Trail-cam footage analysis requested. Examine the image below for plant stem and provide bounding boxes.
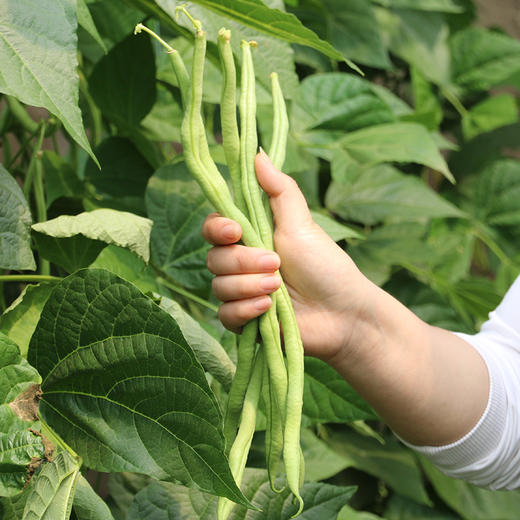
[156,276,219,312]
[23,122,46,199]
[79,69,103,146]
[442,87,468,118]
[5,96,39,134]
[0,275,61,283]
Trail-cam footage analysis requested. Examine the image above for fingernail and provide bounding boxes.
[254,296,272,311]
[258,146,272,163]
[258,254,280,271]
[260,275,281,292]
[223,223,239,240]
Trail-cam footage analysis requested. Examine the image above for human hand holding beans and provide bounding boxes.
[202,149,373,363]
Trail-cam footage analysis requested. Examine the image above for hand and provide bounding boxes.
[202,150,373,362]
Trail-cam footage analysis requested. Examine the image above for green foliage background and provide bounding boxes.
[0,0,519,518]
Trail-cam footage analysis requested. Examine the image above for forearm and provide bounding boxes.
[329,280,490,446]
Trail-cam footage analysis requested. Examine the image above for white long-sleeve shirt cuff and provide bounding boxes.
[398,276,520,490]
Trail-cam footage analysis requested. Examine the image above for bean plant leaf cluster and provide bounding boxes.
[1,0,520,518]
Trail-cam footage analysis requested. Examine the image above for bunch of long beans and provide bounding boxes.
[135,9,304,518]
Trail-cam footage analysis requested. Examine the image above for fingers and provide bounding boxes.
[218,296,273,333]
[202,213,242,245]
[212,273,281,302]
[207,244,280,275]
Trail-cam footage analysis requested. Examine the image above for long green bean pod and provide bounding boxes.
[277,284,305,515]
[268,72,289,171]
[217,28,245,213]
[239,41,274,250]
[134,24,189,106]
[223,318,258,451]
[262,352,285,493]
[218,348,264,520]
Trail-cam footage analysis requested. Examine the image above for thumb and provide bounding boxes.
[255,149,313,231]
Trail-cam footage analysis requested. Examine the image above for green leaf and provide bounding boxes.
[84,136,154,216]
[32,234,106,275]
[375,8,451,86]
[42,151,86,209]
[420,457,520,520]
[90,245,158,294]
[28,269,250,506]
[449,122,520,176]
[186,0,362,73]
[89,33,156,127]
[32,209,152,263]
[462,93,519,141]
[300,428,351,482]
[338,506,386,520]
[473,159,520,226]
[326,161,461,225]
[156,0,299,102]
[73,474,115,520]
[322,0,390,68]
[146,162,213,291]
[0,163,35,271]
[158,295,235,392]
[127,468,357,520]
[310,211,363,241]
[326,430,431,505]
[373,0,467,12]
[77,0,107,53]
[303,357,377,424]
[0,333,41,406]
[0,430,45,497]
[0,0,95,162]
[384,494,458,520]
[403,66,443,130]
[106,472,151,520]
[23,451,80,520]
[294,73,395,132]
[339,122,454,181]
[0,486,30,519]
[0,333,44,497]
[451,27,520,93]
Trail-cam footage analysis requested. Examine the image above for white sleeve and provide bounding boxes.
[400,276,520,490]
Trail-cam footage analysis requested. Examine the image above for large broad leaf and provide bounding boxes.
[0,333,44,497]
[0,486,30,519]
[127,468,357,520]
[451,27,520,93]
[146,162,212,291]
[322,0,390,69]
[472,159,520,226]
[89,32,156,127]
[186,0,362,73]
[23,451,80,520]
[42,151,87,209]
[0,0,95,162]
[303,357,377,424]
[158,295,235,392]
[77,0,107,53]
[462,93,519,141]
[338,506,385,520]
[0,163,35,271]
[294,73,395,133]
[420,457,520,520]
[300,428,351,482]
[326,429,431,505]
[375,7,451,86]
[90,245,159,295]
[338,122,454,181]
[84,136,154,216]
[326,161,462,225]
[27,269,249,506]
[32,209,152,264]
[73,474,115,520]
[157,0,299,101]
